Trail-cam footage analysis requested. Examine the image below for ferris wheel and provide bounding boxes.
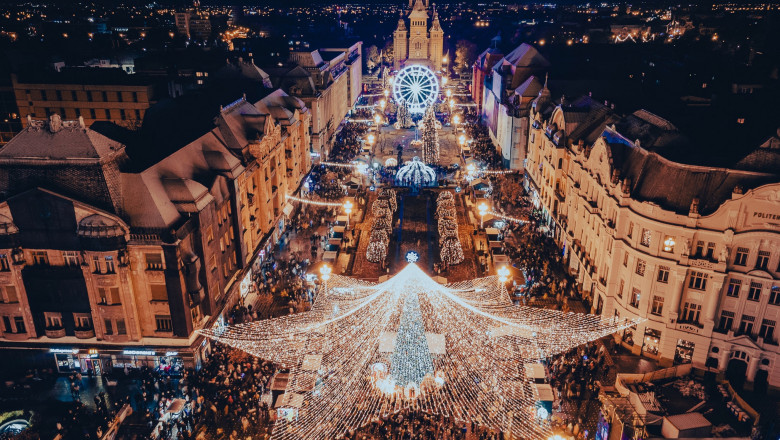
[392,65,440,113]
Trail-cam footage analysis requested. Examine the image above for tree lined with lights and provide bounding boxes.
[395,101,413,129]
[436,191,464,265]
[199,263,638,440]
[421,106,440,165]
[366,192,398,263]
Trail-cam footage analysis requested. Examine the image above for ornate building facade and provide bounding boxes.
[525,90,780,389]
[392,0,444,71]
[0,89,310,373]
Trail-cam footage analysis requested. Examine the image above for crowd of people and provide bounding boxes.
[346,408,505,440]
[465,124,503,168]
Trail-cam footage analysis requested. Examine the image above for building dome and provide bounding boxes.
[396,156,436,187]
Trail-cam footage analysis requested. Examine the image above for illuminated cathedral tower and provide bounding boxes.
[393,0,444,71]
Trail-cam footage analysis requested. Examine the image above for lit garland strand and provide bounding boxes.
[319,161,359,169]
[199,264,639,440]
[286,195,344,207]
[488,210,528,224]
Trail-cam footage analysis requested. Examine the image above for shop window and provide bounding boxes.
[770,287,780,305]
[63,251,80,267]
[629,288,640,308]
[682,302,701,324]
[738,315,755,335]
[651,296,664,315]
[747,282,762,301]
[104,319,113,335]
[759,319,775,343]
[727,279,741,297]
[145,253,164,271]
[674,340,694,365]
[640,228,651,247]
[688,271,708,290]
[718,311,734,332]
[643,328,661,355]
[116,319,127,335]
[635,259,646,276]
[45,312,63,329]
[150,284,168,301]
[155,315,173,332]
[657,266,669,283]
[756,251,770,270]
[0,254,10,271]
[734,247,749,266]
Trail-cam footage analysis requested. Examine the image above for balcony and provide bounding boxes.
[45,327,66,338]
[74,328,96,339]
[146,262,164,271]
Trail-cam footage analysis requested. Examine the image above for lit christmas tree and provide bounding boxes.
[421,106,439,165]
[395,101,413,129]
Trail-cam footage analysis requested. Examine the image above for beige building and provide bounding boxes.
[526,92,780,389]
[393,0,444,71]
[269,42,362,157]
[0,89,310,373]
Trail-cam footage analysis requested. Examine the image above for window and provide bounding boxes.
[75,314,92,329]
[209,255,217,273]
[155,315,173,332]
[104,256,115,273]
[2,316,11,333]
[101,91,108,101]
[640,228,651,247]
[110,287,121,304]
[651,296,664,316]
[706,242,715,259]
[734,247,749,266]
[662,236,675,252]
[45,312,63,329]
[688,271,708,290]
[657,266,669,283]
[63,251,79,267]
[32,251,48,265]
[0,254,8,271]
[13,316,25,333]
[104,109,110,119]
[759,319,775,342]
[5,286,17,303]
[756,251,770,270]
[90,108,96,119]
[104,318,113,335]
[627,222,634,238]
[718,311,735,332]
[747,282,762,301]
[87,91,94,102]
[97,288,108,304]
[145,253,163,270]
[120,109,126,119]
[132,92,138,102]
[629,288,641,308]
[623,252,629,267]
[720,280,740,300]
[770,287,780,305]
[116,319,127,335]
[682,302,701,323]
[150,284,168,301]
[618,280,624,299]
[206,226,213,243]
[117,92,124,102]
[695,241,704,257]
[92,255,102,273]
[71,91,77,101]
[41,90,47,100]
[635,259,646,276]
[738,315,755,335]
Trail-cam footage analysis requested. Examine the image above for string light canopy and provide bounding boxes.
[199,263,638,440]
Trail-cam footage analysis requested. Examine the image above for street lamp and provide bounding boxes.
[383,89,389,99]
[478,203,488,229]
[453,114,460,125]
[379,99,386,110]
[367,133,375,145]
[374,114,382,125]
[459,134,467,146]
[497,266,510,283]
[320,264,332,282]
[446,89,452,98]
[442,76,448,85]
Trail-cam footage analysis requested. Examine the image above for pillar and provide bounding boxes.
[705,274,726,325]
[746,355,760,382]
[668,268,686,321]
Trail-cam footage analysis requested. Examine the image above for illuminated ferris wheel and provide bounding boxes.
[393,65,440,113]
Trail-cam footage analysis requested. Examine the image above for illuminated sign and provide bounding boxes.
[123,349,156,356]
[50,348,79,354]
[165,351,179,357]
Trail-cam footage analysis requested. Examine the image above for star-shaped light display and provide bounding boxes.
[405,250,420,263]
[199,264,638,440]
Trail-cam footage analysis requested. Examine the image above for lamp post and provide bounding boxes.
[453,114,460,125]
[383,89,389,99]
[497,265,510,296]
[320,264,332,290]
[343,200,353,228]
[478,203,488,229]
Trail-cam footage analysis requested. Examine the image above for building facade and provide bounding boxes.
[12,71,158,129]
[392,0,444,71]
[0,89,310,374]
[481,43,549,170]
[270,42,362,158]
[525,93,780,389]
